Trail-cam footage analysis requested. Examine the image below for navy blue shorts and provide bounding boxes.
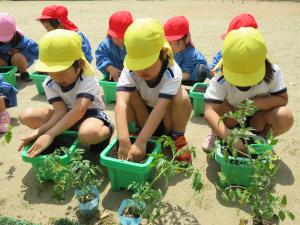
[146,106,166,137]
[69,109,113,135]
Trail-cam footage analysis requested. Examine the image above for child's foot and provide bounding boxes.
[20,72,32,82]
[0,111,11,133]
[202,133,217,153]
[173,136,192,163]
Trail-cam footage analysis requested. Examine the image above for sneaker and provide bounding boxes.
[173,136,192,163]
[0,111,11,133]
[202,133,217,153]
[20,72,32,82]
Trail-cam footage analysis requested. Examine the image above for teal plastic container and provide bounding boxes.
[0,66,18,87]
[189,82,208,116]
[21,131,79,181]
[30,72,47,95]
[100,136,161,191]
[215,140,273,188]
[99,77,117,103]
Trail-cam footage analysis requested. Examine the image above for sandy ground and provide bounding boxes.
[0,1,300,225]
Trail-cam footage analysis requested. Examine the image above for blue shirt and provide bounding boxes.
[210,50,222,69]
[95,37,126,77]
[174,44,208,81]
[0,75,18,107]
[0,34,38,67]
[77,31,93,63]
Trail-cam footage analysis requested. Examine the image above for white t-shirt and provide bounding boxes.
[43,73,105,110]
[205,64,287,108]
[117,62,182,107]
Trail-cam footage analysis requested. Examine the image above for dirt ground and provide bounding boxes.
[1,1,300,225]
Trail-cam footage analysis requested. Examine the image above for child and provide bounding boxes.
[210,13,258,74]
[18,29,113,158]
[116,18,192,163]
[164,16,208,84]
[203,27,293,152]
[0,13,38,82]
[203,13,259,151]
[95,11,133,81]
[36,5,93,63]
[0,74,18,133]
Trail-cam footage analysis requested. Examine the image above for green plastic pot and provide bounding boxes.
[30,72,47,95]
[0,66,18,87]
[189,82,208,116]
[99,77,117,103]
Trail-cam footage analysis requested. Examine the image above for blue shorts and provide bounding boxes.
[70,109,113,135]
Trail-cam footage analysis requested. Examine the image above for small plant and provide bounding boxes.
[2,124,13,144]
[217,100,295,225]
[121,135,203,224]
[37,148,102,202]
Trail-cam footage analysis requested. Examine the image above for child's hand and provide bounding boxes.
[18,129,40,152]
[26,133,54,158]
[107,65,121,82]
[118,141,131,160]
[127,141,146,162]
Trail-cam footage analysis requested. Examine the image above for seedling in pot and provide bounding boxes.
[216,100,295,225]
[120,135,203,224]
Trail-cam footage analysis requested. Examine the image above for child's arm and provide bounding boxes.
[251,92,288,110]
[127,98,170,162]
[95,41,114,75]
[26,98,91,158]
[115,91,132,159]
[77,31,93,63]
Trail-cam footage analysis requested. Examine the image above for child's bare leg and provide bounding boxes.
[10,53,28,73]
[0,58,7,66]
[0,97,6,113]
[128,90,149,127]
[250,106,294,137]
[170,87,192,132]
[19,108,53,129]
[78,118,111,145]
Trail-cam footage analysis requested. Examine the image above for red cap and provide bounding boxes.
[164,16,190,41]
[36,5,78,31]
[108,11,133,39]
[221,13,258,39]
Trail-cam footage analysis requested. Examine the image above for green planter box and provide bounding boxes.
[21,131,79,181]
[100,136,161,191]
[99,77,117,103]
[0,66,18,87]
[30,72,47,95]
[189,82,208,116]
[215,140,273,188]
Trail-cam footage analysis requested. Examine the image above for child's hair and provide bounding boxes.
[41,19,60,29]
[6,32,22,47]
[264,59,274,84]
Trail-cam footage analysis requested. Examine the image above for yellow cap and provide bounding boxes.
[222,27,267,87]
[35,29,93,75]
[124,18,173,71]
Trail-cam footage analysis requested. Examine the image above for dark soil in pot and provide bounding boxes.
[39,134,76,155]
[253,216,275,225]
[122,207,140,218]
[194,86,207,93]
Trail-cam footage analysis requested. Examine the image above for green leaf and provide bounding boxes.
[287,211,295,220]
[278,210,285,221]
[281,195,287,206]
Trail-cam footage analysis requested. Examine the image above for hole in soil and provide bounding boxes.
[37,134,76,156]
[193,86,207,93]
[108,137,156,163]
[0,68,12,73]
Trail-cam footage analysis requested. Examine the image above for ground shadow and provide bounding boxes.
[10,117,20,127]
[276,159,294,186]
[189,114,207,125]
[30,94,48,102]
[21,167,74,205]
[0,166,16,182]
[16,75,35,91]
[103,102,116,112]
[156,202,202,225]
[101,188,131,211]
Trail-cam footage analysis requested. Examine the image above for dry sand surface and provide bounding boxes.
[0,1,300,225]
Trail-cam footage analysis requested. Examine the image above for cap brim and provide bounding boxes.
[165,34,185,41]
[36,15,54,21]
[108,29,124,39]
[124,51,159,71]
[223,64,265,87]
[220,32,226,40]
[35,56,94,75]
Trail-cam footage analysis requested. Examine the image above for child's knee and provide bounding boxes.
[78,123,110,144]
[278,106,294,130]
[18,108,34,125]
